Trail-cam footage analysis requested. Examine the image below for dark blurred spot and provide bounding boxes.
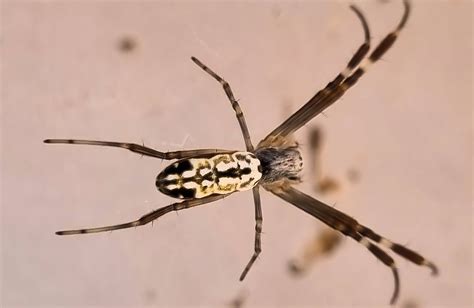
[288,229,343,277]
[288,259,304,275]
[118,36,137,53]
[318,229,343,253]
[317,177,340,194]
[309,127,322,152]
[271,6,282,19]
[346,167,360,183]
[229,290,247,308]
[143,288,157,304]
[401,298,420,308]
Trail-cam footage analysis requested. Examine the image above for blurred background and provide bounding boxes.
[2,0,472,307]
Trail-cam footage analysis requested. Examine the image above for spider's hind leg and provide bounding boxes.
[56,194,227,235]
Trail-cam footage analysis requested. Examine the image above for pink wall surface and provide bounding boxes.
[2,0,472,307]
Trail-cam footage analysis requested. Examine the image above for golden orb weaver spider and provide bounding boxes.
[45,0,437,304]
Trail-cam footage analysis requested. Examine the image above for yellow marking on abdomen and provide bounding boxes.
[156,152,262,199]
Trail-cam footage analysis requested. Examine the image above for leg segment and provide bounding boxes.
[191,57,254,152]
[356,225,439,275]
[239,186,263,281]
[259,0,409,147]
[268,181,437,304]
[56,194,227,235]
[326,4,371,88]
[44,139,231,160]
[259,3,371,147]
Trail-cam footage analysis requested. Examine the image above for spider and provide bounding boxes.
[45,0,437,304]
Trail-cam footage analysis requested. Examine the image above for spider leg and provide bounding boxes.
[191,57,254,152]
[288,127,344,275]
[56,194,227,235]
[239,186,263,280]
[267,181,437,305]
[44,139,231,159]
[356,224,439,276]
[259,0,410,147]
[326,4,371,89]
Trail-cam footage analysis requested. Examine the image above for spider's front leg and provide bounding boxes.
[260,0,411,146]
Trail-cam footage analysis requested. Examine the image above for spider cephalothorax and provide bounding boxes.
[45,0,437,304]
[255,146,303,183]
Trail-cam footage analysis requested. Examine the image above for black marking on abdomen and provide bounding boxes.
[165,160,193,175]
[216,167,252,178]
[159,186,196,199]
[157,178,179,186]
[169,187,196,199]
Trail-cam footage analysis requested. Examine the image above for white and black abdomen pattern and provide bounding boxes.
[156,152,262,199]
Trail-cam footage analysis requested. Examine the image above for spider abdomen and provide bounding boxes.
[156,152,262,199]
